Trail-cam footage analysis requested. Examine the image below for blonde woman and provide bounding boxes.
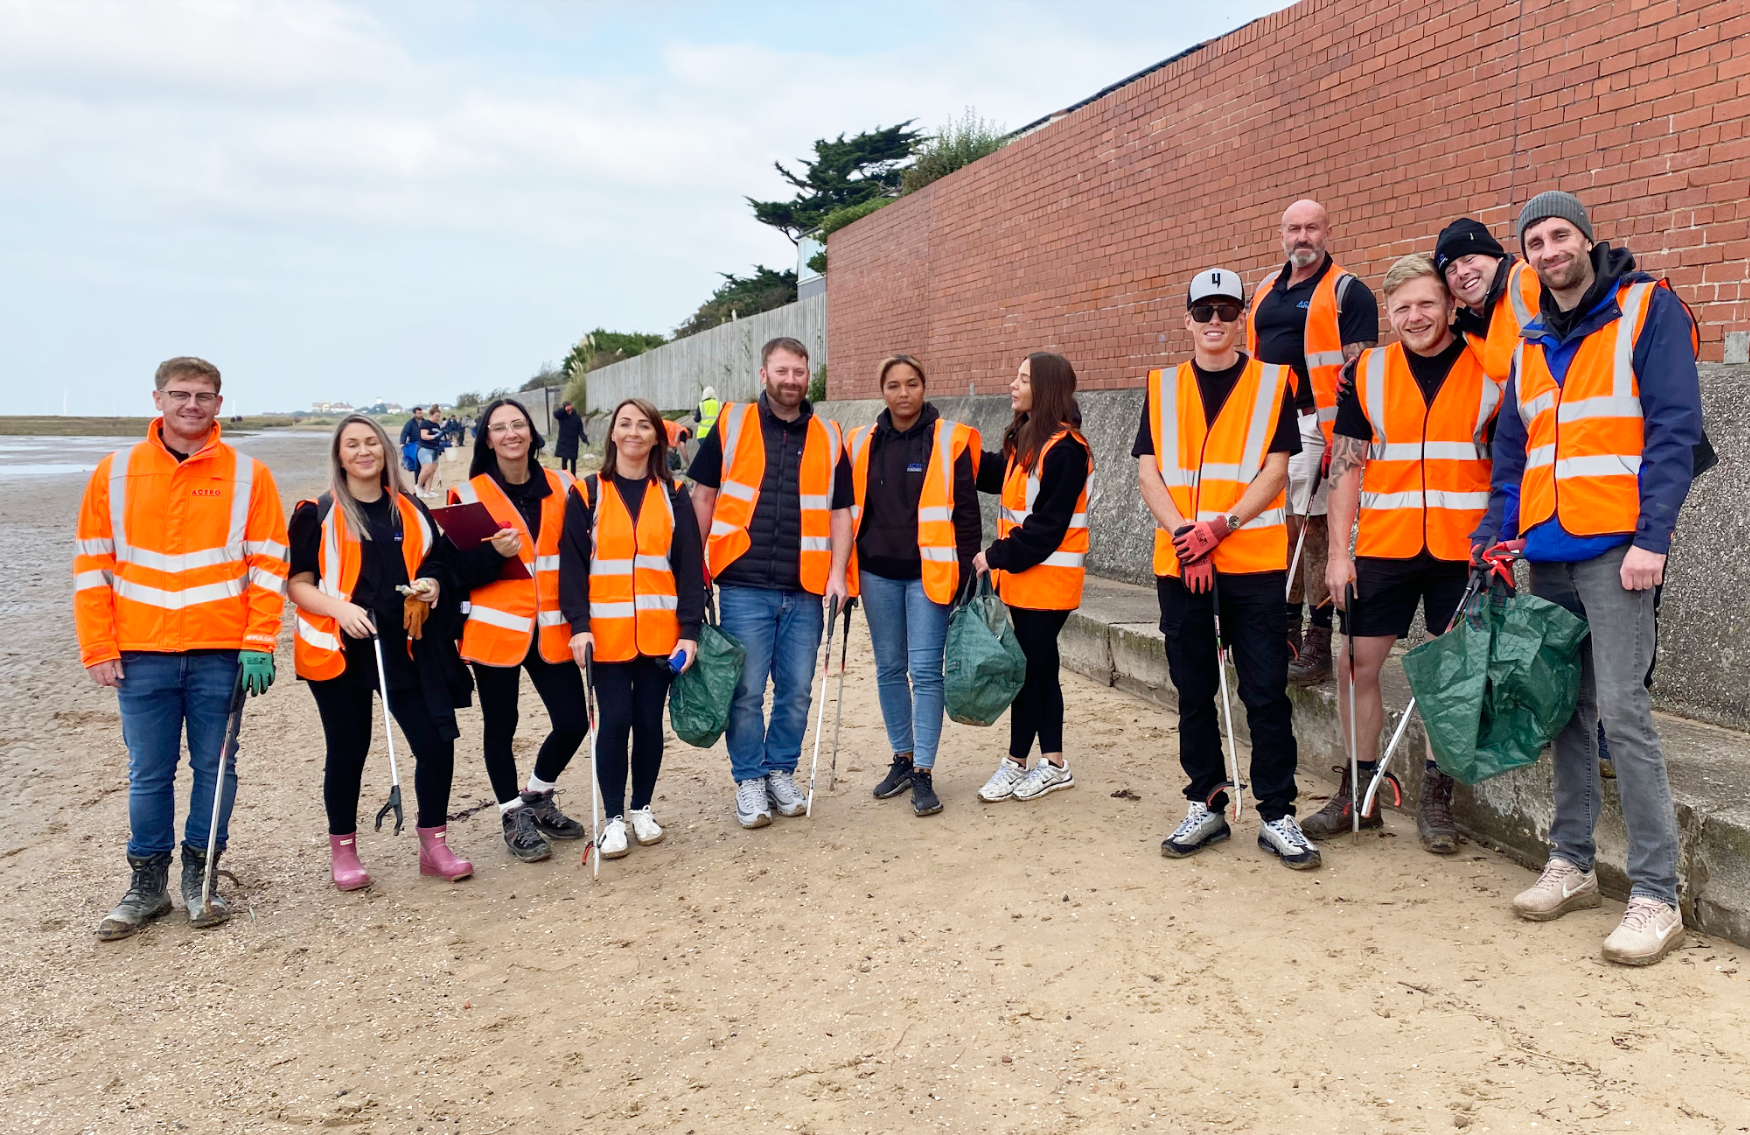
[288,414,473,891]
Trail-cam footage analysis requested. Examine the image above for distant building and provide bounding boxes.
[310,400,355,414]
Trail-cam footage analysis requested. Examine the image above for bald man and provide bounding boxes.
[1246,199,1379,684]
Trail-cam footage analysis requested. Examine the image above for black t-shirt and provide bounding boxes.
[1251,255,1381,411]
[289,494,421,689]
[1333,336,1489,443]
[1130,354,1302,459]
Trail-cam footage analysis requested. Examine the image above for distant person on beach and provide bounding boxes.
[553,400,584,475]
[75,356,288,940]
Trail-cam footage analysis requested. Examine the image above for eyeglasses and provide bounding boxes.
[487,419,530,435]
[161,390,219,406]
[1190,303,1243,325]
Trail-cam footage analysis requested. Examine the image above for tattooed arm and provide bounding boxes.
[1323,433,1369,608]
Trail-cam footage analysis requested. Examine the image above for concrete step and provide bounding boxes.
[1061,575,1750,949]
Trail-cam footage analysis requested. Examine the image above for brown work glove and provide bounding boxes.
[403,594,430,640]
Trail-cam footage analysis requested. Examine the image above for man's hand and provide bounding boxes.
[1326,552,1356,609]
[1621,546,1666,591]
[86,659,124,687]
[824,573,850,613]
[1173,517,1229,563]
[1181,558,1214,594]
[569,631,594,668]
[239,650,276,697]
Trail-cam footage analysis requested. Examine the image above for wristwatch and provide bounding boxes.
[1226,513,1241,531]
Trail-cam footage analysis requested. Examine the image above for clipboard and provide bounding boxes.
[431,502,532,581]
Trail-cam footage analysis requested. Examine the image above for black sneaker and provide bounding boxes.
[502,805,553,862]
[910,768,942,816]
[96,852,174,941]
[874,753,914,799]
[1161,802,1231,858]
[522,788,586,840]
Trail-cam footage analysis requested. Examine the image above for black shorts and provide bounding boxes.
[1339,553,1471,640]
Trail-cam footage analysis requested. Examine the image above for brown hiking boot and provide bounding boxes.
[1417,767,1459,854]
[1299,765,1384,839]
[1289,624,1332,685]
[1286,610,1304,662]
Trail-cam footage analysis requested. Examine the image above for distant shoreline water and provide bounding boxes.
[0,431,326,480]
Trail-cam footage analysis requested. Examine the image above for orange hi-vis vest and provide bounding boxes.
[994,428,1091,611]
[74,420,288,668]
[1147,360,1290,578]
[845,417,982,605]
[293,492,432,680]
[663,419,685,446]
[707,402,844,595]
[1352,340,1500,561]
[448,467,575,666]
[1514,279,1665,540]
[578,475,680,663]
[1480,258,1541,383]
[1247,260,1358,445]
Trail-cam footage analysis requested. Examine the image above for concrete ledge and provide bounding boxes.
[1061,575,1750,949]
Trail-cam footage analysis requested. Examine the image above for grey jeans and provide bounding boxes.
[1531,543,1679,906]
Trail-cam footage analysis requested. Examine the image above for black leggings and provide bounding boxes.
[1008,607,1071,760]
[594,655,672,818]
[309,679,454,833]
[472,649,590,804]
[560,455,579,474]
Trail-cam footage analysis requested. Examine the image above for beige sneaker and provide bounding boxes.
[1511,857,1601,921]
[1601,897,1685,966]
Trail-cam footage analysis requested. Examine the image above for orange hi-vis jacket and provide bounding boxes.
[706,402,844,596]
[1514,279,1666,540]
[1352,340,1500,561]
[292,492,432,680]
[448,467,575,666]
[994,428,1091,611]
[1247,261,1359,445]
[1146,361,1291,578]
[663,419,685,446]
[844,417,981,604]
[577,474,680,663]
[1480,258,1542,384]
[74,420,288,668]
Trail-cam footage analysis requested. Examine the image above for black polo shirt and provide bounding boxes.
[1251,254,1380,412]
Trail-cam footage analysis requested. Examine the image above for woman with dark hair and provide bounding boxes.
[845,355,983,817]
[288,414,474,890]
[971,352,1092,804]
[449,397,591,864]
[559,398,704,858]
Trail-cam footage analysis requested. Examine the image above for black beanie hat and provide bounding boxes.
[1434,218,1507,272]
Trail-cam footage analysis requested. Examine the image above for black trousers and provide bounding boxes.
[472,648,589,804]
[594,655,672,818]
[1159,572,1299,821]
[309,679,454,833]
[1009,607,1071,759]
[559,455,579,474]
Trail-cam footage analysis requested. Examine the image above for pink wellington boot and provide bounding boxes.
[417,826,473,881]
[330,833,372,891]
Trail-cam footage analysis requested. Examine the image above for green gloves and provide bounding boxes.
[239,650,276,697]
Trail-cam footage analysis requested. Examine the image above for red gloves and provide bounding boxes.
[1182,558,1215,594]
[1172,517,1230,564]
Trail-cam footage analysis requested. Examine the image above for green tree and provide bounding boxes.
[747,122,924,244]
[672,267,798,339]
[901,108,1009,195]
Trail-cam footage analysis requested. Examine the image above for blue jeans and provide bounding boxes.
[116,651,241,858]
[858,572,950,768]
[719,586,824,783]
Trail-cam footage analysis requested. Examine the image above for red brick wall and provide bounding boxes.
[826,0,1750,396]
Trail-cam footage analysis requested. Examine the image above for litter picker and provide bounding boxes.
[1344,582,1361,845]
[583,641,601,878]
[1284,462,1325,603]
[196,668,247,923]
[1209,575,1246,825]
[804,595,842,818]
[369,625,405,836]
[827,597,857,791]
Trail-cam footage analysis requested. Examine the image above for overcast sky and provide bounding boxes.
[0,0,1285,416]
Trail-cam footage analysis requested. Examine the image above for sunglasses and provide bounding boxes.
[1190,302,1243,324]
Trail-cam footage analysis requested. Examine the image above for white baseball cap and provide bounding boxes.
[1187,268,1245,309]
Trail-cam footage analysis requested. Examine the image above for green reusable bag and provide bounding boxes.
[668,590,746,749]
[943,574,1028,727]
[1401,578,1590,785]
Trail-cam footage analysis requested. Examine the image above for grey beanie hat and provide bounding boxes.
[1517,191,1593,242]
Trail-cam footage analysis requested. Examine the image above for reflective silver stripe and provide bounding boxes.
[1040,550,1085,568]
[121,544,243,572]
[1507,262,1536,326]
[1363,349,1387,442]
[634,554,671,571]
[248,567,286,595]
[113,575,245,609]
[1153,367,1183,494]
[244,539,287,560]
[717,402,745,474]
[453,480,479,504]
[1359,490,1488,510]
[412,508,434,557]
[1372,441,1484,462]
[76,538,114,556]
[534,555,560,573]
[799,536,831,551]
[1360,490,1425,510]
[1156,467,1197,488]
[108,445,137,562]
[1237,363,1285,485]
[1001,506,1029,525]
[296,616,340,652]
[1526,444,1555,470]
[591,602,634,619]
[1069,512,1087,527]
[798,494,831,510]
[819,418,841,508]
[1425,490,1491,509]
[592,558,633,575]
[1316,405,1338,423]
[1555,455,1641,478]
[1306,350,1347,368]
[1197,507,1284,529]
[1519,386,1555,425]
[536,610,569,627]
[634,593,678,611]
[709,520,739,537]
[919,546,956,562]
[931,419,956,516]
[1614,281,1653,399]
[1474,374,1502,445]
[75,569,113,591]
[1198,463,1245,482]
[228,455,255,554]
[468,605,533,633]
[917,506,952,523]
[1557,395,1643,423]
[719,480,757,501]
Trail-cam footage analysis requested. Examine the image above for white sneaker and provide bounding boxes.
[1012,759,1074,801]
[1161,801,1231,858]
[1511,857,1601,922]
[766,769,807,817]
[1257,815,1321,870]
[978,758,1029,803]
[735,780,772,829]
[1601,896,1685,966]
[628,806,664,846]
[598,817,630,859]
